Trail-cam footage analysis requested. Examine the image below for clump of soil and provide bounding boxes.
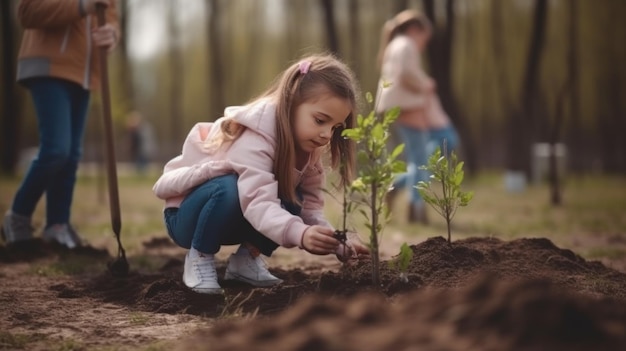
[3,235,626,350]
[51,236,626,319]
[177,276,626,351]
[169,237,624,351]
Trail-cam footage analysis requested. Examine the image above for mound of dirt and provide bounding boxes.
[177,276,626,351]
[4,236,625,350]
[48,236,625,319]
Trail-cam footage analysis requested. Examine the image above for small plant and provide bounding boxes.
[342,91,406,287]
[388,242,414,283]
[416,144,474,244]
[322,141,353,259]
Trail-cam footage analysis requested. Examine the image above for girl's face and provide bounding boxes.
[293,92,351,154]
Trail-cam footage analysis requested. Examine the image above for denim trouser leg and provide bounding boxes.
[164,174,301,257]
[393,125,429,205]
[11,78,90,226]
[428,125,459,157]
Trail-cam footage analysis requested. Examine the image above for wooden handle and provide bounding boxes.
[96,4,121,237]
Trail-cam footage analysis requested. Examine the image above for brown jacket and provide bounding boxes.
[16,0,119,90]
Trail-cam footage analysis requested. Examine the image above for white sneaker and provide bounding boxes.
[224,246,283,287]
[43,224,82,249]
[1,210,34,244]
[183,248,223,294]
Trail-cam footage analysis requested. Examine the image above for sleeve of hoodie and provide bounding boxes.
[299,159,334,229]
[18,0,112,29]
[227,130,309,249]
[152,123,231,200]
[396,39,431,94]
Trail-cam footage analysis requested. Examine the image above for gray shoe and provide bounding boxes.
[1,211,34,244]
[183,250,223,294]
[224,248,283,287]
[43,224,82,249]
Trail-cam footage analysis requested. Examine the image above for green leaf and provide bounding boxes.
[392,161,407,173]
[390,144,405,160]
[366,92,373,104]
[455,161,464,173]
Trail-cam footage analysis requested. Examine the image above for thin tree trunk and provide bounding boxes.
[1,0,20,175]
[422,0,477,175]
[565,0,582,173]
[601,2,625,173]
[370,182,380,288]
[348,0,360,74]
[320,0,340,57]
[549,84,568,206]
[168,1,183,156]
[206,0,224,120]
[118,0,133,110]
[507,0,548,176]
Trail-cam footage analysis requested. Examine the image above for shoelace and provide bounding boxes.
[247,255,270,273]
[193,257,217,280]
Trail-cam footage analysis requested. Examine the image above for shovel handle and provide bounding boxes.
[96,4,121,236]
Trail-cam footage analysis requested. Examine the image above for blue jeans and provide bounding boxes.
[164,174,302,256]
[392,125,429,205]
[428,125,459,157]
[11,78,90,227]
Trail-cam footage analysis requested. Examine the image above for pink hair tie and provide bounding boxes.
[299,61,312,74]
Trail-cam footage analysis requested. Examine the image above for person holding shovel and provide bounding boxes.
[153,54,370,294]
[1,0,119,248]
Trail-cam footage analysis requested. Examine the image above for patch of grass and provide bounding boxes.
[2,170,625,263]
[584,247,626,260]
[28,255,106,277]
[130,254,167,272]
[0,331,46,349]
[55,339,84,351]
[129,312,150,326]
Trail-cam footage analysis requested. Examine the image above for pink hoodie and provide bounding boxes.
[153,98,333,249]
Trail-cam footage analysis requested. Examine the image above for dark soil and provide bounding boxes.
[2,236,626,350]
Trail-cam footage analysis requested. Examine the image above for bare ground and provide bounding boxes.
[2,234,626,351]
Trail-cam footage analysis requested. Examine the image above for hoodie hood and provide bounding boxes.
[224,97,277,143]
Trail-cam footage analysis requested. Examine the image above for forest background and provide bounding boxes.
[1,0,625,178]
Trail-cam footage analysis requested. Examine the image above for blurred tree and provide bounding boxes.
[1,0,20,175]
[488,0,511,169]
[167,0,183,157]
[393,0,409,15]
[507,0,547,178]
[206,0,225,121]
[599,1,626,173]
[348,0,360,73]
[320,0,340,56]
[564,0,582,174]
[117,0,134,110]
[423,0,477,175]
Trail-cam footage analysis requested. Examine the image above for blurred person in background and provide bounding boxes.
[377,9,458,224]
[2,0,119,248]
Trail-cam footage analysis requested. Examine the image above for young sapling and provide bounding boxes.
[416,143,474,244]
[342,91,406,287]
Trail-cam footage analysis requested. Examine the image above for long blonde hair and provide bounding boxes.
[376,9,432,70]
[212,53,360,204]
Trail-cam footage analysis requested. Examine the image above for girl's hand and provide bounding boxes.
[92,23,118,52]
[336,232,370,262]
[301,225,340,255]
